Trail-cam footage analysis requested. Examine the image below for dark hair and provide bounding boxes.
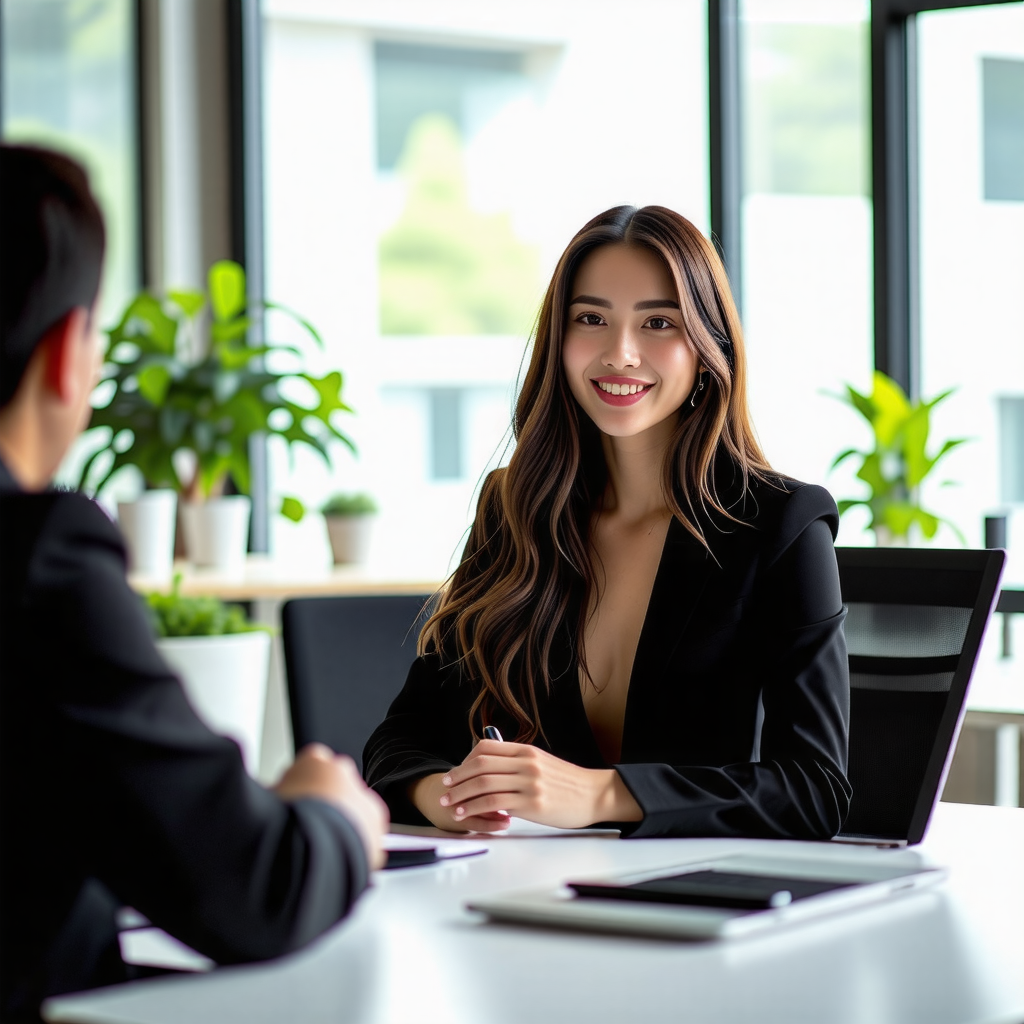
[419,205,774,742]
[0,145,106,406]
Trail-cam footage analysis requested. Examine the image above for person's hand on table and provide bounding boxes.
[412,740,642,831]
[410,772,512,832]
[274,743,389,870]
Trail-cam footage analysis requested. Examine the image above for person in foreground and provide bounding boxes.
[365,205,851,840]
[0,145,388,1022]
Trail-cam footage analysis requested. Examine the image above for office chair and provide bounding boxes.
[836,547,1004,844]
[281,593,435,770]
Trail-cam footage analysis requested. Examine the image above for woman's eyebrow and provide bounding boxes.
[569,294,612,308]
[634,299,680,310]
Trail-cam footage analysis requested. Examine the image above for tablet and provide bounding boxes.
[467,853,945,940]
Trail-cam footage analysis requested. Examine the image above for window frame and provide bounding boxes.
[707,0,1020,398]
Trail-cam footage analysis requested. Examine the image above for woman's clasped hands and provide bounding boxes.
[412,739,642,833]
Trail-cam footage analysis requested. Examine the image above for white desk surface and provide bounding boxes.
[44,802,1024,1024]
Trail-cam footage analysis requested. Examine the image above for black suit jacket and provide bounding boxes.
[0,465,368,1021]
[364,475,851,840]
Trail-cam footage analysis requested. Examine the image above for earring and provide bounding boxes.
[689,371,708,408]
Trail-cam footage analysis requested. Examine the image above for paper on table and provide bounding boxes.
[390,818,620,840]
[384,833,489,859]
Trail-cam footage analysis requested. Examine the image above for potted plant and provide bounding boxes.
[322,492,378,565]
[828,371,968,545]
[146,577,271,775]
[77,260,354,575]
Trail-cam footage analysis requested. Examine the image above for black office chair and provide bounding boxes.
[836,547,1004,844]
[282,593,435,770]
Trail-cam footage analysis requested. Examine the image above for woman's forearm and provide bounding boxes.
[592,769,643,823]
[408,773,453,826]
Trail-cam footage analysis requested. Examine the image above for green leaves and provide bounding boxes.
[280,496,305,522]
[145,576,260,637]
[76,260,355,513]
[828,371,969,544]
[137,364,172,405]
[208,260,247,322]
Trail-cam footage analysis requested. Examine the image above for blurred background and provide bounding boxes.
[2,0,1022,797]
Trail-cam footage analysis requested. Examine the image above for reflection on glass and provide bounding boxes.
[982,57,1024,202]
[379,115,539,336]
[744,16,868,196]
[740,0,873,545]
[0,0,139,321]
[376,43,541,337]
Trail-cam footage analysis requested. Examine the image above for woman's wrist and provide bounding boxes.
[591,768,643,823]
[408,773,451,827]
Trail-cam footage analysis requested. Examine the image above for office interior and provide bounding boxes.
[4,0,1020,801]
[2,3,1024,1017]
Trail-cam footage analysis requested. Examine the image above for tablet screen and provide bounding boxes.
[568,869,859,911]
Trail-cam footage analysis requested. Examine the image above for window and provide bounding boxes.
[917,4,1024,564]
[1000,397,1024,504]
[263,0,709,578]
[982,57,1024,202]
[739,0,873,543]
[1,0,141,322]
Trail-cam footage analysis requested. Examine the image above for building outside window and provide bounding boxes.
[262,0,709,580]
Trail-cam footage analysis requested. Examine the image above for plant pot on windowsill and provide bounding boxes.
[117,489,177,582]
[322,493,378,565]
[147,580,270,776]
[180,495,252,576]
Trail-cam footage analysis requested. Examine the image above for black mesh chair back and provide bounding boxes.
[282,594,434,770]
[837,548,1004,844]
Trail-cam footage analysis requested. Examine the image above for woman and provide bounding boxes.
[364,205,850,839]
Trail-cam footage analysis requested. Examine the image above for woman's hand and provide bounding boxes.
[409,772,512,833]
[439,740,643,829]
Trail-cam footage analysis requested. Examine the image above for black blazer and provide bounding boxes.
[364,475,851,841]
[0,466,368,1021]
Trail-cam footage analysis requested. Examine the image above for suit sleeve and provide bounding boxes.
[363,471,504,824]
[33,496,369,964]
[362,654,471,825]
[615,486,852,840]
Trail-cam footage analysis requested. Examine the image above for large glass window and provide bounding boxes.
[263,0,709,579]
[917,4,1024,564]
[917,3,1024,709]
[1,0,141,323]
[739,0,874,544]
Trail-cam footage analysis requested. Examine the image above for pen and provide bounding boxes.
[481,726,508,819]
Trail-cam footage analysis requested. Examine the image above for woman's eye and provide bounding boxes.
[645,316,673,330]
[577,312,605,326]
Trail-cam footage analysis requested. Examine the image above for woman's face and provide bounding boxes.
[562,244,698,442]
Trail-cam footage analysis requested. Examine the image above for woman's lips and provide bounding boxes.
[589,378,655,407]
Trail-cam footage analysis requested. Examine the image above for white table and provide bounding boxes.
[44,802,1024,1024]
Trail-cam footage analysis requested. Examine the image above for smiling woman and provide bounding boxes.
[364,205,852,841]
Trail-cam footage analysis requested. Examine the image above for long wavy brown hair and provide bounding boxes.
[419,205,774,742]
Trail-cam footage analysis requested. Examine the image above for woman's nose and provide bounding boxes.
[603,326,641,368]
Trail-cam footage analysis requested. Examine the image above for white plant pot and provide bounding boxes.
[117,490,177,581]
[325,514,375,565]
[157,631,270,776]
[181,496,251,575]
